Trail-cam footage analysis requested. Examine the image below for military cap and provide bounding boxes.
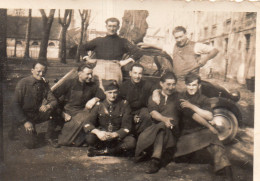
[102,79,119,91]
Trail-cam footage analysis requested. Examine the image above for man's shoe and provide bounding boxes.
[46,139,60,148]
[145,158,161,174]
[87,148,108,157]
[224,166,233,181]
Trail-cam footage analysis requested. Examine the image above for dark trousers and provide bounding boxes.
[86,133,136,151]
[206,144,231,172]
[15,109,58,149]
[133,108,152,137]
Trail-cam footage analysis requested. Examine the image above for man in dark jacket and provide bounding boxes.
[12,61,58,149]
[84,80,135,157]
[135,72,181,174]
[52,63,105,146]
[120,63,155,137]
[178,72,233,181]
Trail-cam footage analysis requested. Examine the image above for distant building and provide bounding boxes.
[6,16,62,59]
[194,12,256,83]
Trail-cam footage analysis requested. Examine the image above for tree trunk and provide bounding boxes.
[39,9,55,62]
[24,9,32,59]
[58,9,72,64]
[0,8,7,169]
[119,10,149,44]
[59,27,67,63]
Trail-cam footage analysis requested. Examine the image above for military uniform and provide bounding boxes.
[12,75,58,149]
[84,98,136,154]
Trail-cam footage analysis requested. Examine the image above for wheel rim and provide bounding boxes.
[212,108,238,144]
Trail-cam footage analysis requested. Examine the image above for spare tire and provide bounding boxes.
[211,108,238,144]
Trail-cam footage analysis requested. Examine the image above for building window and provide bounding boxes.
[48,42,55,46]
[211,25,217,36]
[204,27,208,39]
[211,40,215,46]
[225,19,231,33]
[245,34,251,52]
[32,41,39,46]
[16,41,22,46]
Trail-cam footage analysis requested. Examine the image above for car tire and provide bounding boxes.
[212,108,239,144]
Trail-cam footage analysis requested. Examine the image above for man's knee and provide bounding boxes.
[85,133,99,146]
[121,136,136,150]
[22,134,38,149]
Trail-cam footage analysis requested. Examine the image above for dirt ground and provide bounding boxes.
[1,58,254,181]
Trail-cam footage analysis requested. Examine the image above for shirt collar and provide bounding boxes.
[29,75,43,85]
[106,34,118,38]
[130,79,144,88]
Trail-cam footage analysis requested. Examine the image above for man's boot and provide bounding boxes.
[224,166,233,181]
[145,158,161,174]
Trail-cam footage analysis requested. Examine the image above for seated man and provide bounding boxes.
[135,72,181,174]
[11,61,58,149]
[120,63,155,137]
[178,72,233,180]
[52,63,105,146]
[84,80,135,157]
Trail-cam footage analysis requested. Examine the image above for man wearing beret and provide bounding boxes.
[52,63,105,146]
[84,80,136,156]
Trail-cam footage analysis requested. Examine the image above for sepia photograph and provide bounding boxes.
[0,0,259,180]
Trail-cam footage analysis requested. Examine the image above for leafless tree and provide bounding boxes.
[75,9,91,62]
[39,9,55,61]
[58,9,72,64]
[24,9,32,59]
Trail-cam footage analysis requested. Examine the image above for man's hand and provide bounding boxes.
[62,112,72,122]
[85,97,100,110]
[94,130,109,141]
[134,115,141,123]
[24,121,34,134]
[180,99,194,110]
[106,132,119,140]
[39,104,51,112]
[162,117,174,129]
[209,126,219,135]
[152,89,161,105]
[119,58,134,67]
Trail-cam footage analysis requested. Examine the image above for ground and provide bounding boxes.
[1,58,254,181]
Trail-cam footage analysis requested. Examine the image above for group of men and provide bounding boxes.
[10,17,233,180]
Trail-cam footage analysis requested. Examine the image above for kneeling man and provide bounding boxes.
[84,80,136,156]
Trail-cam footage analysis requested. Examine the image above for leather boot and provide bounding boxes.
[145,158,161,174]
[224,166,233,181]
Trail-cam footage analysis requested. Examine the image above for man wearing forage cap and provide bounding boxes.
[84,79,136,156]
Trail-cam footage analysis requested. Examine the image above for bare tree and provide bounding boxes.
[24,9,32,59]
[58,9,72,64]
[75,9,91,62]
[39,9,55,61]
[12,9,25,57]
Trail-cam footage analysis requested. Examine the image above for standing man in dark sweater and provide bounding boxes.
[119,63,154,137]
[80,17,143,67]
